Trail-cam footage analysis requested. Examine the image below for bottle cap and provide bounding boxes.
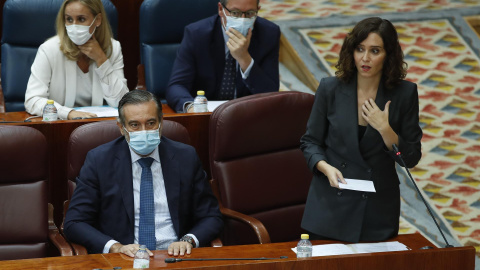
[197,90,205,96]
[301,234,309,240]
[139,245,147,250]
[47,100,54,104]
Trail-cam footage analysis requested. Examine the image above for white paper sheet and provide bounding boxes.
[207,101,228,112]
[338,178,376,192]
[74,106,118,117]
[292,244,353,256]
[291,241,409,257]
[349,242,409,254]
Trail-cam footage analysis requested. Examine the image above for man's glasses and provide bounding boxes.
[222,4,258,18]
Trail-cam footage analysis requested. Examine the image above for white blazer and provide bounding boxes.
[24,36,129,119]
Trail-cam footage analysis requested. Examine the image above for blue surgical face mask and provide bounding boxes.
[123,126,161,156]
[222,8,256,37]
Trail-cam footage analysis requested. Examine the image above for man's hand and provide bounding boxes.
[168,241,192,256]
[109,243,154,258]
[226,28,252,72]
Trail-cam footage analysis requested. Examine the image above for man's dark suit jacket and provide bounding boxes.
[300,76,422,243]
[64,136,223,254]
[166,14,280,112]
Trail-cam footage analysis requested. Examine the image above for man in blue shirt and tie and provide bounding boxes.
[64,90,223,257]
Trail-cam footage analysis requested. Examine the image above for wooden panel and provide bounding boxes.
[101,234,475,270]
[0,254,111,269]
[1,234,473,269]
[110,0,144,90]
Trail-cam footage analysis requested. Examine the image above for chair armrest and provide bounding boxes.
[209,179,271,244]
[210,237,223,247]
[219,206,271,244]
[48,203,73,256]
[61,200,88,255]
[71,243,88,255]
[135,64,147,90]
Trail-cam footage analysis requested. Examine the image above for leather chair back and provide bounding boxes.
[139,0,218,100]
[1,0,118,112]
[0,126,49,260]
[67,119,191,199]
[209,91,315,245]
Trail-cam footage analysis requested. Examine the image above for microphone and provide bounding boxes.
[392,144,453,248]
[165,256,288,263]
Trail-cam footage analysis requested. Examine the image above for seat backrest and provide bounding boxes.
[1,0,118,112]
[209,91,315,245]
[139,0,218,100]
[67,119,191,198]
[0,125,49,260]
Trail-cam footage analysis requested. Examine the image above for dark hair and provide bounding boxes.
[117,90,162,126]
[220,0,260,6]
[335,17,407,89]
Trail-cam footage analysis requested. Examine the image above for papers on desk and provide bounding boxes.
[74,106,118,117]
[292,241,409,257]
[207,101,228,112]
[339,178,376,192]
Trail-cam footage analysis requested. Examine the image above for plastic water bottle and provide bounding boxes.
[193,90,208,113]
[42,99,58,121]
[133,245,150,268]
[296,234,312,258]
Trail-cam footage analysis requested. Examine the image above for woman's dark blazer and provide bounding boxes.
[300,76,422,242]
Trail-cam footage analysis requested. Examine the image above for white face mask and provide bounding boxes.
[222,8,256,37]
[65,15,97,45]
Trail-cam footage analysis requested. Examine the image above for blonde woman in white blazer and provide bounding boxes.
[25,0,128,120]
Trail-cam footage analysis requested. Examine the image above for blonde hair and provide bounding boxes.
[55,0,113,61]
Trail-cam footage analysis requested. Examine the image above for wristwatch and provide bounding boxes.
[180,235,196,248]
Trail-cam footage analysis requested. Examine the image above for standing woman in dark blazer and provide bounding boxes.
[300,17,423,242]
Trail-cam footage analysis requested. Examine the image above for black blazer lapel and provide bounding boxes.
[211,16,226,96]
[337,79,368,167]
[360,81,389,153]
[116,139,135,232]
[158,137,181,236]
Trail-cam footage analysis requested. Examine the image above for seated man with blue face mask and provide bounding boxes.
[166,0,280,113]
[64,90,223,257]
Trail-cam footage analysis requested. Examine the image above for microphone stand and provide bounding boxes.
[392,144,453,248]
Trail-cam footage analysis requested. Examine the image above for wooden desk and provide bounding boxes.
[0,106,211,226]
[0,234,474,269]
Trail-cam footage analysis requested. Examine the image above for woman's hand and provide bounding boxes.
[78,36,107,67]
[315,160,346,188]
[362,99,398,151]
[362,99,390,133]
[67,110,97,120]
